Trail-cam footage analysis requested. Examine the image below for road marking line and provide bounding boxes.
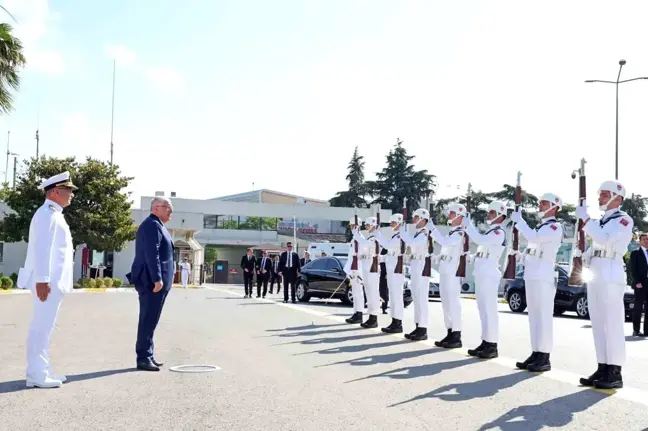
[207,285,648,407]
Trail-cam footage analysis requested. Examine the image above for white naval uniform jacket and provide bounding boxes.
[18,199,74,294]
[401,227,429,267]
[353,230,380,270]
[464,222,507,279]
[343,238,364,276]
[583,209,633,284]
[180,262,191,273]
[431,226,465,275]
[375,230,403,269]
[515,216,563,282]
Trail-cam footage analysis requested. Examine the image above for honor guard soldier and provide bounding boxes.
[401,208,432,341]
[510,193,563,372]
[375,213,405,333]
[352,217,382,328]
[344,217,365,324]
[428,203,467,349]
[576,180,633,389]
[462,201,508,359]
[17,171,77,388]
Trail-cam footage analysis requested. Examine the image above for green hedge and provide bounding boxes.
[77,277,124,289]
[0,276,12,290]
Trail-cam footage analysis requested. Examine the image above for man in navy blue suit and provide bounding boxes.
[128,196,175,371]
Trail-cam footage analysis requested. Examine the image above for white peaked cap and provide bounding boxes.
[39,171,78,191]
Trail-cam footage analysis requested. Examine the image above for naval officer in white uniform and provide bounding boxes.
[179,257,191,288]
[18,171,77,388]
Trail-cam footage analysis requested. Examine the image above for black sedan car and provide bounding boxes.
[296,256,413,308]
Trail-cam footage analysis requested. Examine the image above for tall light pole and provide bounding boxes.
[110,59,116,166]
[585,59,648,180]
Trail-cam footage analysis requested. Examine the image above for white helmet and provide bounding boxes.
[412,208,430,220]
[598,180,626,210]
[349,216,362,226]
[486,200,507,224]
[365,216,378,227]
[538,192,562,218]
[445,202,466,225]
[389,213,403,224]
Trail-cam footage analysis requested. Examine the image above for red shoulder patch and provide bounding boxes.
[494,230,500,235]
[550,225,558,231]
[620,218,629,227]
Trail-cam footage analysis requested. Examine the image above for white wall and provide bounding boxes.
[0,241,27,277]
[196,228,279,246]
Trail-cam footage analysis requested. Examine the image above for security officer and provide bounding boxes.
[576,180,633,389]
[462,201,508,359]
[428,203,467,349]
[352,217,382,328]
[401,208,431,341]
[18,171,77,388]
[343,216,365,324]
[510,193,563,372]
[375,213,405,333]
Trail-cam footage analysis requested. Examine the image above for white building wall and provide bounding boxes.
[0,241,27,277]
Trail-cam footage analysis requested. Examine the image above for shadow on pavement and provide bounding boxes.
[391,370,538,407]
[478,390,610,430]
[626,335,648,342]
[237,302,275,306]
[346,357,479,383]
[274,327,363,338]
[0,368,138,394]
[300,339,411,357]
[272,332,385,347]
[318,347,442,368]
[265,323,348,333]
[206,297,243,300]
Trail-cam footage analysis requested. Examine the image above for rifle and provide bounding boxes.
[503,172,522,280]
[422,195,434,277]
[370,204,381,273]
[568,158,587,286]
[395,198,407,274]
[456,184,472,277]
[351,209,359,271]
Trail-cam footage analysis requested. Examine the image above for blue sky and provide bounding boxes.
[3,0,648,209]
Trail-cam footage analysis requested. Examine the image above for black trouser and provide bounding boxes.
[633,287,648,334]
[135,286,170,363]
[243,271,254,295]
[379,275,389,312]
[283,274,297,301]
[257,273,269,297]
[270,274,281,293]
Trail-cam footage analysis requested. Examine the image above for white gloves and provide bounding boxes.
[462,215,471,228]
[575,199,589,221]
[510,210,523,223]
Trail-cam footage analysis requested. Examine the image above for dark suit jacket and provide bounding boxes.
[630,248,648,289]
[279,251,301,278]
[130,214,175,292]
[241,255,256,272]
[256,256,272,276]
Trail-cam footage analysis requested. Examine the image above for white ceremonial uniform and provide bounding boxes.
[343,238,365,314]
[402,226,430,328]
[464,222,507,343]
[430,226,466,331]
[353,230,381,316]
[19,199,74,385]
[515,216,563,354]
[375,229,405,320]
[180,261,191,288]
[583,209,633,367]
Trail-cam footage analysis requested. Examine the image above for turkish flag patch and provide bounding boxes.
[550,224,558,231]
[620,218,629,226]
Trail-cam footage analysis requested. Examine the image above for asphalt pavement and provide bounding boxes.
[1,284,648,431]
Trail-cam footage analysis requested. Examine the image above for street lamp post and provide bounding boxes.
[585,59,648,180]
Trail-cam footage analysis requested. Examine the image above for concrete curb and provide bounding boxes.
[0,286,205,295]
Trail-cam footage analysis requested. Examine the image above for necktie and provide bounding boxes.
[262,257,266,269]
[288,252,291,268]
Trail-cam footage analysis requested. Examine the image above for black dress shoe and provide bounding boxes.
[152,358,164,367]
[137,362,160,372]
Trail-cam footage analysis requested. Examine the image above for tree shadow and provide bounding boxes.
[479,390,610,430]
[346,357,479,384]
[391,370,538,407]
[317,347,441,368]
[265,323,348,333]
[0,368,138,394]
[271,332,385,347]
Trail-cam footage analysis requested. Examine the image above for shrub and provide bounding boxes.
[84,278,96,289]
[73,282,82,289]
[112,278,123,288]
[1,276,13,289]
[94,278,104,288]
[103,278,114,288]
[10,273,18,286]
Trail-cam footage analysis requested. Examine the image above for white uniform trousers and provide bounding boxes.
[26,291,63,382]
[475,274,500,343]
[587,281,626,366]
[350,272,365,313]
[439,272,462,331]
[181,270,189,288]
[387,265,405,320]
[409,261,429,328]
[361,263,380,315]
[525,280,556,353]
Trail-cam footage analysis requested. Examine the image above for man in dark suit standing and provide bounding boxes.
[279,242,301,303]
[270,255,281,294]
[629,233,648,337]
[128,197,175,371]
[256,250,272,298]
[240,249,256,298]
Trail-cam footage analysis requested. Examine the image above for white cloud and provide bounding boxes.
[105,43,137,67]
[144,66,185,93]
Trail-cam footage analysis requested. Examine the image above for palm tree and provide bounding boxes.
[0,20,26,114]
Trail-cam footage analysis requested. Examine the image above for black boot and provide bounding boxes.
[410,327,428,341]
[442,331,462,349]
[435,329,452,347]
[594,365,623,389]
[580,363,608,387]
[382,319,403,334]
[516,352,539,370]
[405,323,419,339]
[467,341,486,357]
[345,312,363,324]
[478,342,498,359]
[527,352,551,372]
[361,315,378,328]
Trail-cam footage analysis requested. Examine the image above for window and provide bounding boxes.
[203,215,218,229]
[309,259,328,271]
[325,259,341,272]
[203,215,280,230]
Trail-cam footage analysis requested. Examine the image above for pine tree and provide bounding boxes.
[329,146,368,208]
[622,194,648,232]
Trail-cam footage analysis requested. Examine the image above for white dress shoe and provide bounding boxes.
[51,375,67,383]
[26,377,62,388]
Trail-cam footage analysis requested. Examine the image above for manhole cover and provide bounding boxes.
[169,364,221,373]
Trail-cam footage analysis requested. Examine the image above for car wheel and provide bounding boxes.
[296,281,311,302]
[508,291,526,313]
[575,295,589,318]
[340,285,353,306]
